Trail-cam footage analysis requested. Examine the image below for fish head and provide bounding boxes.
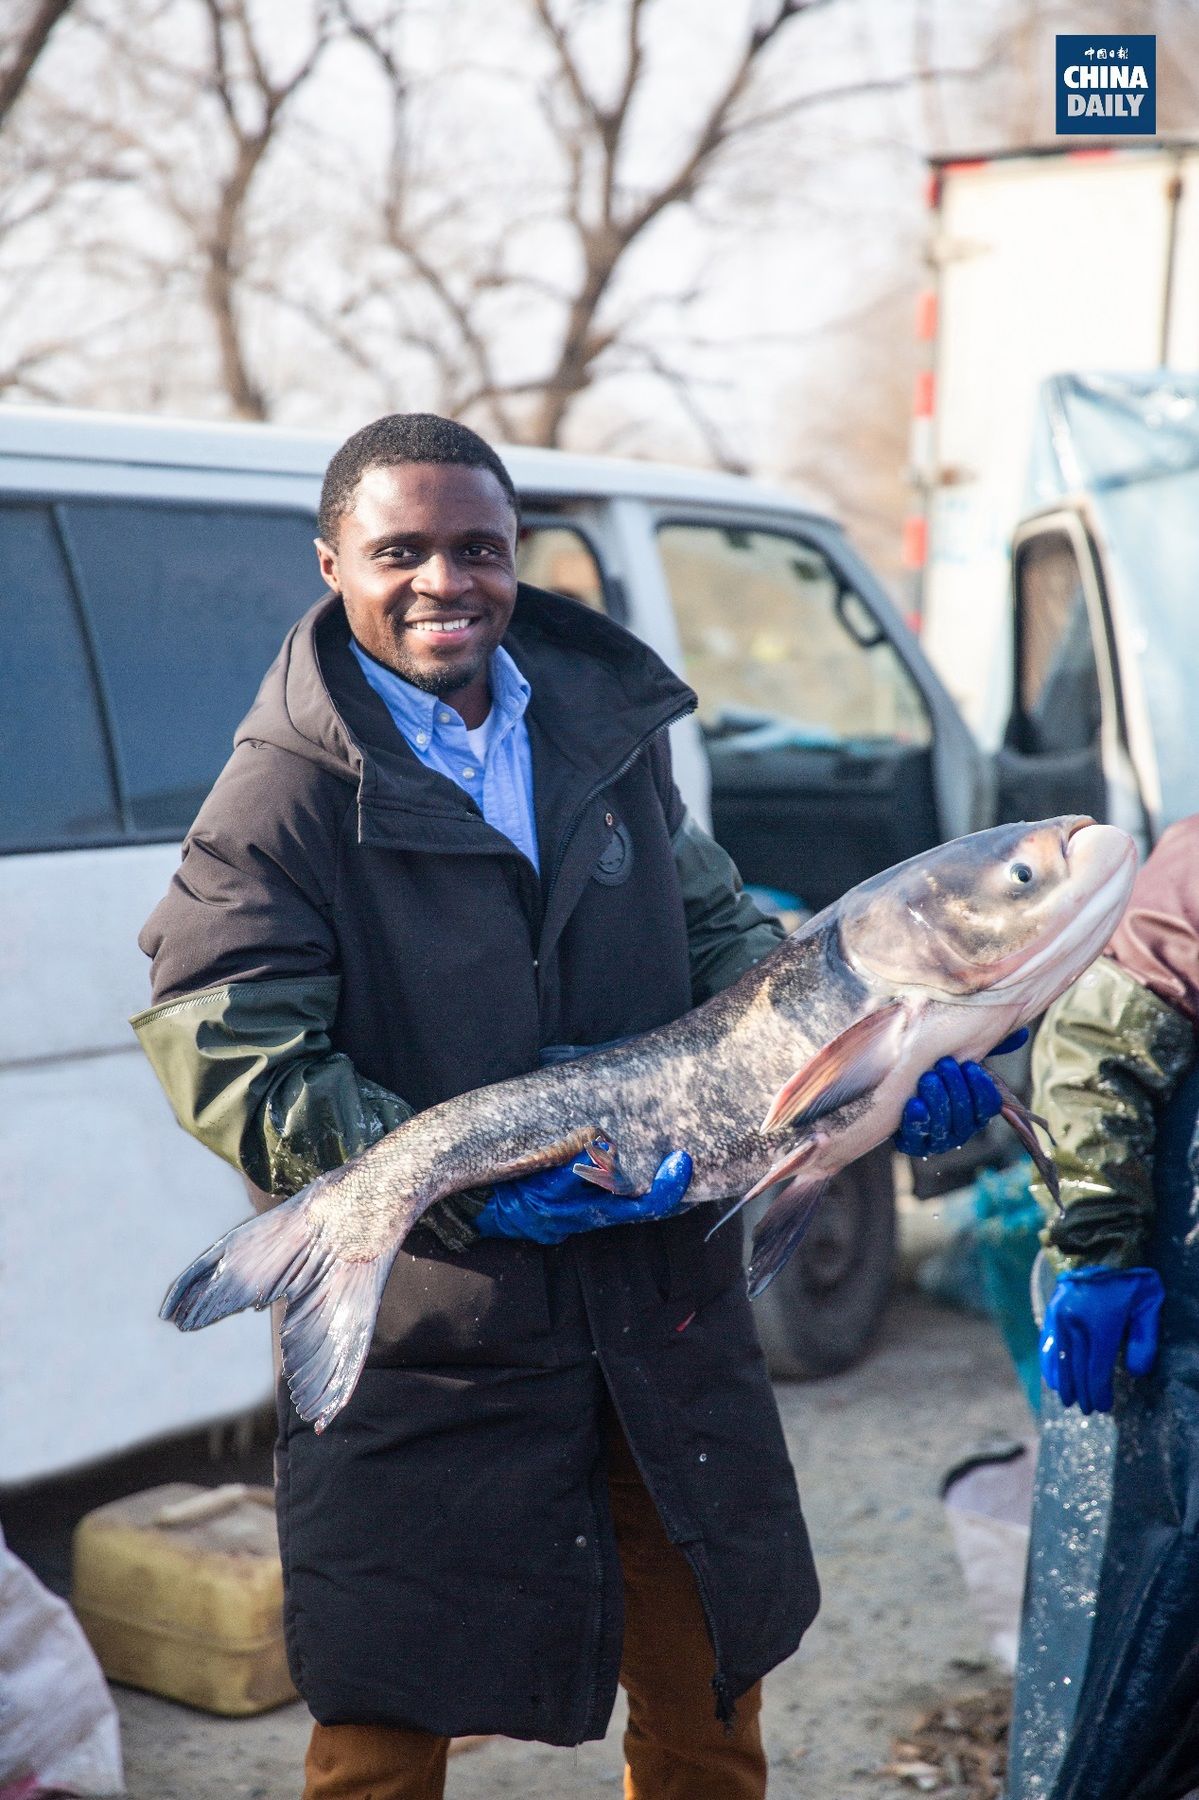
[837,816,1137,1012]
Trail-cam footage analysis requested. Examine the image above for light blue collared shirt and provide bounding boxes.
[350,639,540,872]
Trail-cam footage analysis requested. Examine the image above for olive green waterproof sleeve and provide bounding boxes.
[1031,956,1197,1269]
[131,976,484,1251]
[132,812,779,1256]
[672,809,787,1003]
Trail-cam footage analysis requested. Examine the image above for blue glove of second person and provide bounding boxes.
[1039,1266,1165,1414]
[893,1029,1029,1157]
[475,1150,694,1247]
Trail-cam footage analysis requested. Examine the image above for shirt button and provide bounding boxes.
[439,711,452,723]
[463,766,476,780]
[575,1535,587,1548]
[415,731,428,746]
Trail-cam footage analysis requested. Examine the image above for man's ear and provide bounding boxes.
[315,537,339,593]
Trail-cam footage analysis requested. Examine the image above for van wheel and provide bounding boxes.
[744,1146,896,1380]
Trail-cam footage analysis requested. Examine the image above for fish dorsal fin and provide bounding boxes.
[760,1001,908,1135]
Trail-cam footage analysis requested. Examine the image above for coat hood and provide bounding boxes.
[234,584,696,828]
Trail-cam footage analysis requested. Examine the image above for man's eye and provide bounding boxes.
[463,544,497,559]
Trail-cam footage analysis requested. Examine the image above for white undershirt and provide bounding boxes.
[465,708,493,764]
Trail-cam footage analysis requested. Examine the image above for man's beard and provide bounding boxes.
[384,640,489,698]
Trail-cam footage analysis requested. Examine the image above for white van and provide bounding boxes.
[0,405,983,1483]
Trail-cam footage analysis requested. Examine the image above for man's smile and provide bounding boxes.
[406,615,480,636]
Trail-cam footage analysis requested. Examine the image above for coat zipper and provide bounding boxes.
[681,1544,736,1727]
[542,704,695,907]
[586,1316,737,1731]
[607,1387,737,1728]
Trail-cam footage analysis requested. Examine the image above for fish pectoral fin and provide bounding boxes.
[986,1069,1063,1210]
[747,1172,830,1298]
[742,1137,821,1207]
[705,1138,823,1242]
[571,1136,640,1196]
[759,1001,909,1134]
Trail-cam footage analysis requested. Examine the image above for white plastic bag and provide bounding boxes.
[0,1520,123,1796]
[941,1440,1036,1672]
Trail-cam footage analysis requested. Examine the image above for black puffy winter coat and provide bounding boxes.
[136,584,819,1740]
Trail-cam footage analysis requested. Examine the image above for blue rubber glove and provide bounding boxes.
[475,1150,693,1246]
[1039,1266,1164,1413]
[893,1028,1029,1156]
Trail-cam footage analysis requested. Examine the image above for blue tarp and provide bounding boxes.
[1008,1062,1199,1798]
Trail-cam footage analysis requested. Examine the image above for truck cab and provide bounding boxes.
[995,371,1199,851]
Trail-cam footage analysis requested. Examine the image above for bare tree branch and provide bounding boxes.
[0,0,1060,472]
[722,61,991,142]
[529,0,605,136]
[0,0,75,131]
[520,0,834,443]
[606,338,749,471]
[133,0,337,417]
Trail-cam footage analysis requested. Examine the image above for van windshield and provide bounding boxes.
[655,522,931,751]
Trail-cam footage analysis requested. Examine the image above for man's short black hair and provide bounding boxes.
[318,412,519,544]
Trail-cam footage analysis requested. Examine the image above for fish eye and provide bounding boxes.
[1009,862,1033,886]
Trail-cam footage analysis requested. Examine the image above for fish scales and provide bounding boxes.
[310,924,859,1259]
[161,816,1138,1430]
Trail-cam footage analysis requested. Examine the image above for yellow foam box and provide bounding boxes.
[71,1481,297,1717]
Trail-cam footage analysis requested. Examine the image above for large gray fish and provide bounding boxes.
[162,816,1135,1430]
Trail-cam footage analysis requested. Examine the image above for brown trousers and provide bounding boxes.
[303,1420,766,1800]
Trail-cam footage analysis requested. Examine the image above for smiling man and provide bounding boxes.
[134,413,995,1798]
[320,454,516,721]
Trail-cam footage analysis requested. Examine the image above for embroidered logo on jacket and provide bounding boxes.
[593,818,634,886]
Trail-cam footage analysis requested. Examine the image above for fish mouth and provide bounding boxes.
[1060,819,1137,885]
[1063,815,1097,852]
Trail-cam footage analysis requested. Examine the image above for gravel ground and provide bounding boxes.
[7,1276,1032,1800]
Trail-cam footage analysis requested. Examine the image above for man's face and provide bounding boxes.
[316,462,519,699]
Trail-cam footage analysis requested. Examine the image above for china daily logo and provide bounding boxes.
[1057,36,1156,135]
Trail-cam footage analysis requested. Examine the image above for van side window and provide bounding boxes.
[0,505,122,852]
[516,525,605,610]
[60,502,320,836]
[656,523,931,747]
[1013,532,1102,755]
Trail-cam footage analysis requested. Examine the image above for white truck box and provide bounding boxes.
[916,141,1199,746]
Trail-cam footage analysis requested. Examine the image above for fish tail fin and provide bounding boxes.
[279,1249,394,1432]
[160,1194,314,1330]
[161,1179,397,1433]
[747,1175,829,1299]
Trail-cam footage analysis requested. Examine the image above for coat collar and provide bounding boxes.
[348,637,532,757]
[235,585,695,858]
